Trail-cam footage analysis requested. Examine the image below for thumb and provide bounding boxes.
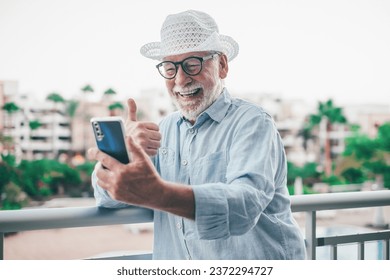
[127,98,137,122]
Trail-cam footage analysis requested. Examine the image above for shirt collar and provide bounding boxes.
[176,88,232,126]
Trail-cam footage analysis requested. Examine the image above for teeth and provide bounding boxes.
[179,89,199,97]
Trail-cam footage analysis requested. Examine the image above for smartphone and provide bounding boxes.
[90,116,131,164]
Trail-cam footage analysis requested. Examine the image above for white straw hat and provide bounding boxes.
[140,10,239,61]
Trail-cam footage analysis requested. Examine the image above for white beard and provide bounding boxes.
[171,80,223,122]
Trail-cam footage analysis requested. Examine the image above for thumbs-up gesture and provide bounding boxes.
[125,98,161,156]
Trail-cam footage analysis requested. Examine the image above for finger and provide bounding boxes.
[127,135,149,161]
[142,122,160,131]
[127,98,137,122]
[146,139,161,150]
[147,130,162,141]
[88,147,121,170]
[87,147,100,161]
[145,147,159,157]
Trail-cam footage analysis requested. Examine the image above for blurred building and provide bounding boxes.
[0,81,18,131]
[1,91,72,161]
[1,80,389,167]
[136,88,175,123]
[0,81,21,158]
[344,104,390,138]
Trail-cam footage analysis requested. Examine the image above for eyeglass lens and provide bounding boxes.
[158,57,203,79]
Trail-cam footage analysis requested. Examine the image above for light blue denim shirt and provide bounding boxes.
[92,88,306,260]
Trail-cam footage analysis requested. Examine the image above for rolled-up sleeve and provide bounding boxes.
[192,111,282,240]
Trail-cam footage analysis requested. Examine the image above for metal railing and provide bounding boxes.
[291,190,390,259]
[1,190,390,260]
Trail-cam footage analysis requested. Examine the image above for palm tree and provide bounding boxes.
[64,100,79,162]
[81,84,94,95]
[104,88,116,96]
[2,102,20,114]
[2,102,21,156]
[306,99,347,175]
[28,120,42,130]
[297,120,315,151]
[108,102,124,116]
[46,92,66,159]
[24,120,43,160]
[80,84,94,157]
[46,92,65,104]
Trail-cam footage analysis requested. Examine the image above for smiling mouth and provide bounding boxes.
[177,88,201,97]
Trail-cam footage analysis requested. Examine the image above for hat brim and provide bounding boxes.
[140,34,239,62]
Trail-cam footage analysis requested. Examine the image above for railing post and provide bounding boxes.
[330,245,337,260]
[384,240,390,260]
[0,232,4,260]
[305,211,317,260]
[358,242,365,260]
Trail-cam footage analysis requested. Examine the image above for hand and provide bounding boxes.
[88,136,195,219]
[125,98,161,156]
[88,136,164,208]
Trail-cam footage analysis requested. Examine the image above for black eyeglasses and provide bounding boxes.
[156,52,221,79]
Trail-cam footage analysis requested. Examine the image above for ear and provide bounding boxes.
[218,53,229,79]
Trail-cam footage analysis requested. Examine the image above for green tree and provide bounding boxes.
[2,102,20,114]
[297,122,314,151]
[2,102,21,156]
[15,159,82,198]
[0,154,25,209]
[80,84,94,156]
[66,100,79,118]
[287,161,322,188]
[46,92,65,104]
[28,120,42,130]
[104,88,116,96]
[342,122,390,189]
[305,99,347,175]
[81,84,94,94]
[1,182,28,210]
[108,102,124,116]
[46,92,66,159]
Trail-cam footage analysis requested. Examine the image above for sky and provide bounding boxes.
[0,0,390,107]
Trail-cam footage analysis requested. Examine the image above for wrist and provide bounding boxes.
[155,180,195,220]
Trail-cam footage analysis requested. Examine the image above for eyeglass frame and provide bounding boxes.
[155,52,222,80]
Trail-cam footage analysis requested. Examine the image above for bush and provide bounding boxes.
[321,174,344,185]
[341,167,366,184]
[1,182,28,210]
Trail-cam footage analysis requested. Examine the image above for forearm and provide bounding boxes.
[152,180,195,220]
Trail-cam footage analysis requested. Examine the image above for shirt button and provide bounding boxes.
[181,159,188,166]
[176,222,182,230]
[161,148,167,155]
[189,129,195,134]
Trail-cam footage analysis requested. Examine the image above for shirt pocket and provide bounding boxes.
[158,147,175,180]
[191,150,227,184]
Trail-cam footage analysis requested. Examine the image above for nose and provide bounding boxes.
[174,65,192,86]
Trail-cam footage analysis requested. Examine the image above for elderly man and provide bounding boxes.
[89,10,306,260]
